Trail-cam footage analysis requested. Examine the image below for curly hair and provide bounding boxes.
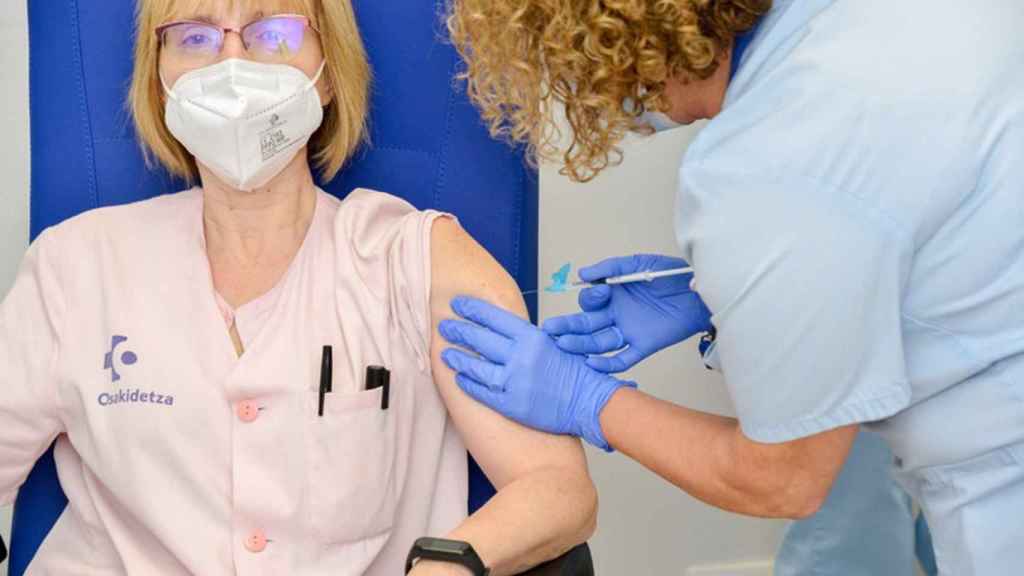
[446,0,770,182]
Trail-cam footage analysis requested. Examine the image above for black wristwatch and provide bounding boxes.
[405,537,489,575]
[698,325,717,369]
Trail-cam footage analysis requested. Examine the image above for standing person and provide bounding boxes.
[440,0,1023,574]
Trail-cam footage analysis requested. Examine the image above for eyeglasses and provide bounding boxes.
[155,14,319,67]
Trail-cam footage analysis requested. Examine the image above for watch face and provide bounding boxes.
[422,538,470,555]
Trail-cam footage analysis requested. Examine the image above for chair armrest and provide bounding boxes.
[514,543,593,576]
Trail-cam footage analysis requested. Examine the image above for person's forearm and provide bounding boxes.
[441,465,597,576]
[599,387,851,519]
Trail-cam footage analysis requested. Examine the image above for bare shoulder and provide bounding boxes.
[429,217,526,319]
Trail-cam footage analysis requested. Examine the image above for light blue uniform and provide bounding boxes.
[676,0,1024,573]
[775,431,934,576]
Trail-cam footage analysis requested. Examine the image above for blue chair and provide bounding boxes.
[8,1,591,574]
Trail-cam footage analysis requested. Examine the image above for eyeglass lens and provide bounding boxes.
[160,16,308,64]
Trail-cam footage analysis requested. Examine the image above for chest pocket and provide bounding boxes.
[306,384,400,545]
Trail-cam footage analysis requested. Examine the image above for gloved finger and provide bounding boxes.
[578,285,612,312]
[451,296,531,338]
[439,319,513,364]
[555,327,625,355]
[455,373,506,410]
[541,309,614,336]
[645,254,690,271]
[585,346,646,373]
[579,254,690,282]
[441,348,505,390]
[578,256,641,283]
[646,271,698,298]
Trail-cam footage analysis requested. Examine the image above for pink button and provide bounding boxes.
[236,401,259,423]
[244,529,267,553]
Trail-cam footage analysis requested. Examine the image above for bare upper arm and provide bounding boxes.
[428,217,589,489]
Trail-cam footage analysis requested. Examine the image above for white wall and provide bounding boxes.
[0,0,30,553]
[539,128,787,574]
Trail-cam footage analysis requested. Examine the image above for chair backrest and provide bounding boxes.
[12,1,537,573]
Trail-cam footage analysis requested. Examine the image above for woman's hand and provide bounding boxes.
[440,296,635,451]
[544,254,712,373]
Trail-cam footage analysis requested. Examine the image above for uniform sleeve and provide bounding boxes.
[677,166,913,443]
[336,189,453,370]
[0,230,65,504]
[388,206,451,368]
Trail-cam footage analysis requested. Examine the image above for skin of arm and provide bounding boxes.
[411,217,598,576]
[600,388,859,519]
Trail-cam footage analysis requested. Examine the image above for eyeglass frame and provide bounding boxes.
[153,13,321,58]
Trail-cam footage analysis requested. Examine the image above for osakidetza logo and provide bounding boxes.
[97,335,175,408]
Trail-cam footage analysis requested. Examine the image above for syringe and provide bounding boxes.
[522,266,694,295]
[580,266,693,286]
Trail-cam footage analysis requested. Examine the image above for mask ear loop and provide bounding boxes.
[307,59,327,89]
[304,60,330,110]
[159,72,179,103]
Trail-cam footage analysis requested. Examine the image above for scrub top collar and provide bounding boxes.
[730,19,764,80]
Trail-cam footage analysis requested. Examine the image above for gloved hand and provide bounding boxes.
[543,254,712,373]
[439,296,635,451]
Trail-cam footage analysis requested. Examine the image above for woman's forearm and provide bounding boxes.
[599,387,854,519]
[444,465,597,576]
[599,387,765,515]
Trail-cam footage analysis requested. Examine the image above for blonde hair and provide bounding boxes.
[129,0,370,183]
[447,0,770,182]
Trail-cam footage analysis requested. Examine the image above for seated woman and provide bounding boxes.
[0,0,596,574]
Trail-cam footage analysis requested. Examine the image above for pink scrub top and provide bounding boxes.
[0,188,469,574]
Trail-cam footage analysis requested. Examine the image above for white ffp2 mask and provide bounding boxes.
[624,96,684,134]
[639,110,683,133]
[163,58,326,191]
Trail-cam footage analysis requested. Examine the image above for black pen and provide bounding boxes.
[365,365,390,410]
[318,345,333,417]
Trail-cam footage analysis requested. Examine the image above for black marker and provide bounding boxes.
[318,345,333,417]
[365,365,390,410]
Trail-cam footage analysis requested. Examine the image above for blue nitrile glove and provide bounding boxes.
[543,254,712,373]
[439,296,635,451]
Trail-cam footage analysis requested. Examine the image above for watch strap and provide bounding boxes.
[405,537,488,576]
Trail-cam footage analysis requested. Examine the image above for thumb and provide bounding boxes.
[585,346,646,373]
